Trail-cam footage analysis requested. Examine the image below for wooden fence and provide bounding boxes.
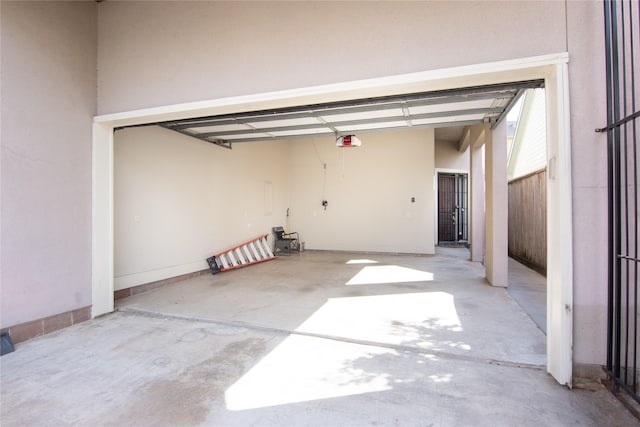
[508,169,546,274]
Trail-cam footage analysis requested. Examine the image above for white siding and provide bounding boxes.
[508,89,547,181]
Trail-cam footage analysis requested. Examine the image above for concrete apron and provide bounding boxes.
[1,249,636,426]
[120,248,546,367]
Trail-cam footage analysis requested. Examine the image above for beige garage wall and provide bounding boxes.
[114,126,289,289]
[287,129,435,254]
[435,140,470,171]
[96,1,566,115]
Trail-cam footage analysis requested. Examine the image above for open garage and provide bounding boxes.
[2,1,638,424]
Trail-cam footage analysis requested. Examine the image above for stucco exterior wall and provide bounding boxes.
[96,1,567,114]
[0,1,97,328]
[565,0,609,368]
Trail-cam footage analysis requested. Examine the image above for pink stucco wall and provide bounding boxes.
[1,1,97,327]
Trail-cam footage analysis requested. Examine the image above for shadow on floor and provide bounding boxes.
[507,257,547,334]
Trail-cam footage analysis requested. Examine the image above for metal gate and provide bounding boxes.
[600,0,640,406]
[437,173,468,244]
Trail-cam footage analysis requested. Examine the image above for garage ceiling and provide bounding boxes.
[135,80,544,149]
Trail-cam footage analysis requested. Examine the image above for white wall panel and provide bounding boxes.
[287,129,435,254]
[114,126,289,289]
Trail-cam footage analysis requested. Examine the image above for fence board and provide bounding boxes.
[508,169,546,274]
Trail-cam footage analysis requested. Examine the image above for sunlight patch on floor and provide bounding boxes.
[345,259,379,265]
[225,334,395,411]
[296,292,465,347]
[428,373,453,383]
[225,291,467,411]
[346,265,434,285]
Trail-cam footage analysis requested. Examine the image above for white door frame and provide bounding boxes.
[93,53,573,385]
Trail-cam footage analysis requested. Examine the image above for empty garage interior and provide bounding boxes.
[110,80,551,359]
[106,82,559,421]
[112,84,534,289]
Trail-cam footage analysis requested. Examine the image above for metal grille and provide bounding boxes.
[437,173,468,244]
[438,174,457,243]
[601,0,640,405]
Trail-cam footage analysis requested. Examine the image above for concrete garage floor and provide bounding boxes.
[506,257,547,334]
[1,249,637,426]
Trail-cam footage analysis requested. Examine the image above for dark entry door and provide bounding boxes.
[438,173,469,244]
[438,174,456,242]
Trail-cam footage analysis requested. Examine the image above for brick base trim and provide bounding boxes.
[114,269,210,301]
[1,306,92,345]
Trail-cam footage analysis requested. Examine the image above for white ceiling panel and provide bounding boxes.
[193,124,252,133]
[408,99,494,115]
[335,121,408,132]
[270,128,333,137]
[412,114,485,126]
[221,133,273,140]
[153,80,543,148]
[320,108,404,123]
[249,117,322,129]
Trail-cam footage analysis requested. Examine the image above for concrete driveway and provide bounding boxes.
[1,249,636,426]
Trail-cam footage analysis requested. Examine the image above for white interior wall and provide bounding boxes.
[287,129,436,254]
[115,128,437,289]
[114,126,289,289]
